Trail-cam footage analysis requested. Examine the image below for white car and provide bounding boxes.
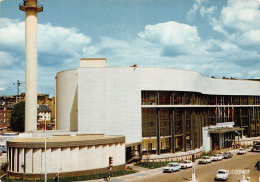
[237,148,247,155]
[198,156,212,164]
[215,169,228,181]
[163,162,181,173]
[211,154,223,161]
[180,160,193,169]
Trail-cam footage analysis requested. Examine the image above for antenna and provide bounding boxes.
[13,80,25,103]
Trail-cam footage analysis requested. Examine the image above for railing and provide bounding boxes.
[19,2,43,12]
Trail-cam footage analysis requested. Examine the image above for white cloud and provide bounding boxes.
[220,0,260,32]
[0,51,19,68]
[0,18,25,50]
[38,23,91,56]
[187,3,200,22]
[138,21,201,55]
[0,18,92,58]
[0,18,92,95]
[200,6,217,18]
[208,0,260,54]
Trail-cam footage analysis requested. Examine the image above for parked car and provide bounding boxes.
[163,162,181,173]
[180,160,193,169]
[198,156,212,164]
[211,154,223,161]
[237,148,247,155]
[215,169,228,181]
[223,152,233,159]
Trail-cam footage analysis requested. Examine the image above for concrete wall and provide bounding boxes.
[56,67,260,144]
[8,142,125,176]
[56,69,78,131]
[202,127,211,152]
[77,67,260,144]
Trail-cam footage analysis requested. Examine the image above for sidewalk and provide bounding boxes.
[83,166,164,182]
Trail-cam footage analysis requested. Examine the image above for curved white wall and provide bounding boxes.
[77,67,260,144]
[56,70,78,131]
[56,67,260,143]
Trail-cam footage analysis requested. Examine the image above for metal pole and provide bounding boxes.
[108,167,111,182]
[45,118,47,182]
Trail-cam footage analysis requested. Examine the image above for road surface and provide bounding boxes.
[134,151,259,182]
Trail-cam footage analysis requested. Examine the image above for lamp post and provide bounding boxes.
[45,117,47,182]
[188,154,198,182]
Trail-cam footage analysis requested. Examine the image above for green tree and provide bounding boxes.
[10,101,25,132]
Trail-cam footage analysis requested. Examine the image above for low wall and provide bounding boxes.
[141,150,202,162]
[8,164,125,180]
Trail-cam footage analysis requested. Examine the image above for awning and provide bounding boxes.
[126,141,142,147]
[208,127,244,134]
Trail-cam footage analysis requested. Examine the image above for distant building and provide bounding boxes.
[0,94,55,128]
[37,104,54,130]
[38,104,51,121]
[0,102,14,125]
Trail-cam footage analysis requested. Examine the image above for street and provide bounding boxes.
[133,151,260,182]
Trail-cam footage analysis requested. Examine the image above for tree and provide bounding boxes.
[10,101,25,132]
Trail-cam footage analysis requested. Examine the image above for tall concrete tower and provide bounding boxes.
[19,0,43,132]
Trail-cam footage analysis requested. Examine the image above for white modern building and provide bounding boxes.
[7,58,260,180]
[56,58,260,159]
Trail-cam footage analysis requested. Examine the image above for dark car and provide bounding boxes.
[223,151,233,159]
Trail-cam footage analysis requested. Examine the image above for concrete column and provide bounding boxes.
[219,134,222,150]
[102,145,110,168]
[170,109,175,153]
[33,148,41,173]
[51,148,61,172]
[19,0,42,131]
[25,148,33,173]
[42,148,52,173]
[156,108,160,155]
[79,146,88,170]
[70,147,79,171]
[18,148,25,172]
[61,147,70,172]
[13,148,17,172]
[10,148,13,171]
[25,6,38,131]
[191,112,195,150]
[85,146,96,170]
[183,110,187,152]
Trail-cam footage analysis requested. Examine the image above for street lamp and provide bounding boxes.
[45,117,47,182]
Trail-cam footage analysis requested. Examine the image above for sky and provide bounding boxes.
[0,0,259,97]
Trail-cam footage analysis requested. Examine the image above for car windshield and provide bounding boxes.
[168,164,173,167]
[202,156,208,159]
[218,171,225,174]
[213,154,218,156]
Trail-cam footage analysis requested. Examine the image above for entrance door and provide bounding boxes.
[148,143,153,153]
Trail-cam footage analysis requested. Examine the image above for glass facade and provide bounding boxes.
[141,91,260,154]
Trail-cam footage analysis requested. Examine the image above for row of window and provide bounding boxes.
[142,91,260,105]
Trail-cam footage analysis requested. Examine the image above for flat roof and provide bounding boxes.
[7,134,125,148]
[208,127,244,134]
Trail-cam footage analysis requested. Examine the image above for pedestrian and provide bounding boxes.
[53,174,59,182]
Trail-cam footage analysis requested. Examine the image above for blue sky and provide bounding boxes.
[0,0,259,97]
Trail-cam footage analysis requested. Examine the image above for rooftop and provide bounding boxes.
[7,133,125,148]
